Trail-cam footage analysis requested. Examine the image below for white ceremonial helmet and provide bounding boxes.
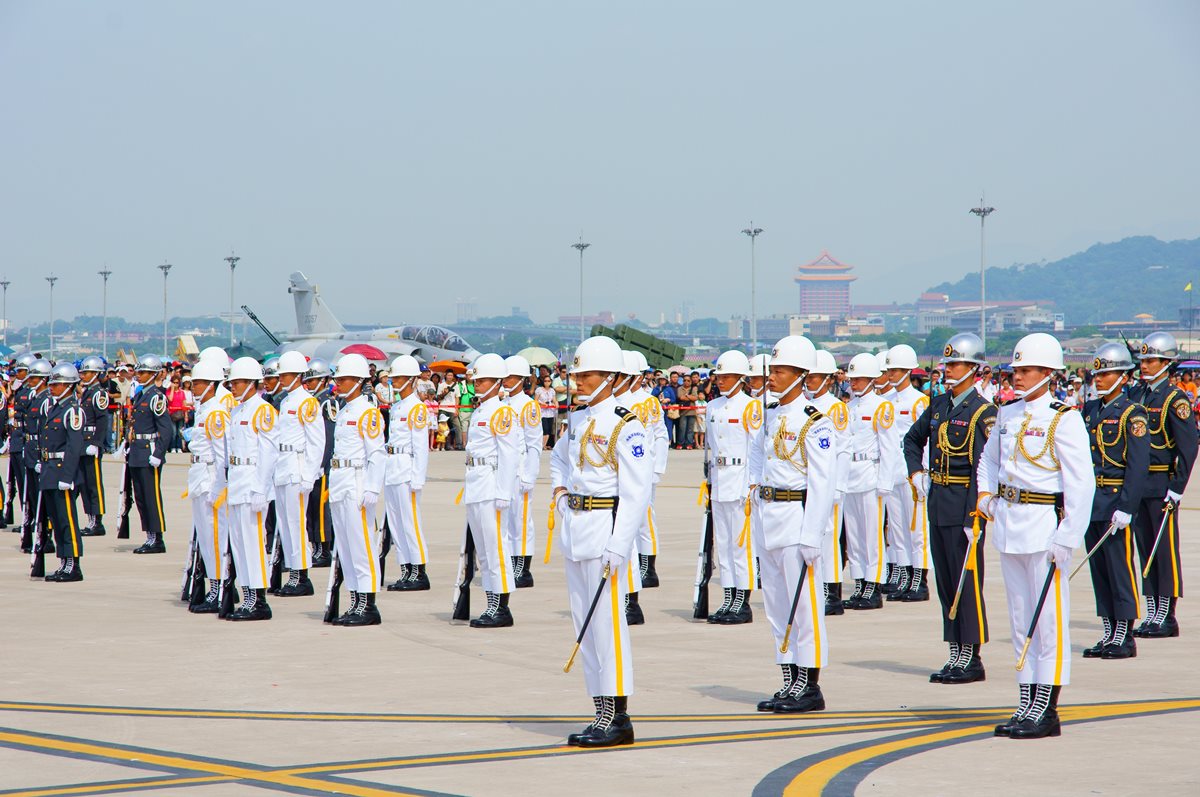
[886,344,919,370]
[713,350,751,376]
[389,355,422,378]
[769,336,817,371]
[504,354,532,378]
[470,353,508,380]
[333,353,371,379]
[191,360,226,384]
[811,350,838,376]
[570,336,624,374]
[748,353,772,376]
[228,357,264,381]
[1011,333,1065,370]
[277,351,309,374]
[847,352,883,379]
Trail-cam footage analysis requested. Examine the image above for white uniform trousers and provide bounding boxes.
[384,483,428,566]
[713,499,757,590]
[229,504,270,590]
[636,486,660,556]
[843,491,887,583]
[467,500,515,594]
[1000,551,1071,686]
[190,497,229,582]
[819,498,845,583]
[504,490,536,560]
[759,544,828,667]
[331,498,380,594]
[565,556,634,697]
[884,483,928,571]
[273,483,310,570]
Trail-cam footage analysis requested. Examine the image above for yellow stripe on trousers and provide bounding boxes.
[411,491,426,564]
[875,496,885,583]
[212,506,222,580]
[521,493,529,556]
[971,543,984,640]
[1123,527,1139,619]
[153,467,165,532]
[495,509,508,592]
[361,507,377,592]
[831,505,841,581]
[1168,512,1180,597]
[318,475,327,542]
[745,512,755,589]
[93,457,105,515]
[647,507,658,555]
[610,567,625,696]
[65,489,79,557]
[921,510,929,569]
[1053,567,1064,685]
[256,512,269,586]
[299,492,308,569]
[807,564,821,664]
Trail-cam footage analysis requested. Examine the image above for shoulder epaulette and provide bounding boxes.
[1049,401,1072,412]
[804,404,822,417]
[766,401,779,410]
[1000,397,1021,406]
[614,406,632,419]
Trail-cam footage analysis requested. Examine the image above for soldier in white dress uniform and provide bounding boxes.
[503,354,542,589]
[185,360,231,614]
[882,344,931,601]
[383,355,432,593]
[804,350,850,615]
[271,351,324,597]
[613,352,647,624]
[977,333,1094,739]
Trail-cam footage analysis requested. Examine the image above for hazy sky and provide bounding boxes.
[3,1,1198,332]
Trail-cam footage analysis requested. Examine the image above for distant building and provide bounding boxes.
[558,311,615,327]
[456,298,478,324]
[795,251,856,316]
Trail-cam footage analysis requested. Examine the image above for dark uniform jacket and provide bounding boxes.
[318,389,340,472]
[1129,379,1199,497]
[80,382,111,453]
[1082,393,1149,521]
[38,395,83,490]
[9,380,29,455]
[127,384,173,466]
[903,388,997,528]
[23,388,48,470]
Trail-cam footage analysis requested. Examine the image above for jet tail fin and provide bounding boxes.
[288,272,344,336]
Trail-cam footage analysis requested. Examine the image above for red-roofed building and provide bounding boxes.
[794,251,856,316]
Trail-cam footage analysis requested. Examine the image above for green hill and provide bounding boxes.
[927,235,1200,326]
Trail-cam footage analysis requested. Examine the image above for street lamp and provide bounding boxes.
[46,275,58,359]
[741,223,763,353]
[225,252,240,346]
[572,236,591,344]
[158,262,173,358]
[969,199,995,350]
[0,279,10,349]
[99,269,112,360]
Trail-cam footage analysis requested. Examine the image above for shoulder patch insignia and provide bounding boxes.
[358,407,383,440]
[489,405,515,436]
[221,393,236,410]
[874,401,894,430]
[94,391,110,411]
[1174,400,1192,420]
[67,406,83,432]
[983,416,997,437]
[252,404,277,433]
[298,396,319,425]
[742,399,763,431]
[408,403,428,431]
[323,400,339,422]
[150,393,167,416]
[1130,416,1148,437]
[827,401,848,432]
[522,400,539,428]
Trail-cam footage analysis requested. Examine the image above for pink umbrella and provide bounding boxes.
[340,343,389,362]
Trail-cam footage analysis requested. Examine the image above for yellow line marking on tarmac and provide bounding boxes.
[1,776,231,797]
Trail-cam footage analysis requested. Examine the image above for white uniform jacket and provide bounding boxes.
[550,397,654,562]
[891,384,930,481]
[628,387,668,478]
[187,395,228,503]
[844,391,900,495]
[327,394,386,504]
[226,394,279,505]
[976,392,1094,553]
[385,392,430,490]
[747,397,838,551]
[273,388,325,487]
[808,391,851,497]
[704,390,762,503]
[463,395,520,504]
[509,391,542,492]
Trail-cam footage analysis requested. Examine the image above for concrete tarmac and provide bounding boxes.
[1,450,1197,796]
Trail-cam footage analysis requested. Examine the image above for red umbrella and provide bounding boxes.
[340,343,389,362]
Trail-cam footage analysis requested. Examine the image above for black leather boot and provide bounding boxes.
[625,592,645,626]
[386,563,412,591]
[191,580,221,614]
[824,583,844,616]
[994,684,1032,736]
[758,665,797,711]
[133,533,166,554]
[577,696,634,747]
[930,642,960,683]
[1009,685,1061,739]
[941,645,985,684]
[886,566,911,600]
[278,568,314,597]
[568,697,603,745]
[708,587,734,624]
[470,591,514,628]
[898,567,929,602]
[880,563,899,595]
[343,591,382,626]
[310,542,332,568]
[774,667,825,713]
[514,555,534,589]
[1100,620,1137,658]
[842,578,864,608]
[333,591,360,625]
[715,589,753,624]
[229,588,272,621]
[1083,617,1111,658]
[410,563,430,591]
[640,554,659,588]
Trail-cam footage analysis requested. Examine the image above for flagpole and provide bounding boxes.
[1189,281,1194,356]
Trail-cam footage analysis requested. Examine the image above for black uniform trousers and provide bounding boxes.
[130,465,166,537]
[306,473,334,548]
[7,454,25,517]
[1134,495,1182,598]
[1084,520,1139,620]
[79,453,106,519]
[930,523,989,645]
[45,487,82,559]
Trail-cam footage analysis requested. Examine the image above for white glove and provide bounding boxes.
[1049,543,1073,569]
[1166,490,1183,505]
[833,489,845,505]
[34,463,42,474]
[652,471,662,485]
[911,472,929,500]
[601,550,626,573]
[249,494,268,514]
[361,490,379,510]
[799,544,821,565]
[1111,510,1132,528]
[299,482,313,496]
[963,526,976,542]
[496,499,511,511]
[411,484,424,494]
[57,481,74,491]
[0,441,7,455]
[520,481,535,495]
[876,487,892,498]
[977,493,997,519]
[205,490,218,507]
[85,445,99,457]
[148,455,162,468]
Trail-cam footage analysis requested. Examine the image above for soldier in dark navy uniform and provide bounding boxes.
[303,358,338,567]
[77,356,111,537]
[40,364,86,582]
[1080,343,1148,659]
[1127,331,1198,638]
[128,354,174,554]
[903,332,997,685]
[20,360,53,554]
[4,353,36,528]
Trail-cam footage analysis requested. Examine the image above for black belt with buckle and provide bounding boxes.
[1095,476,1124,487]
[566,494,617,511]
[714,456,743,466]
[997,483,1061,506]
[42,452,64,461]
[1148,464,1170,473]
[758,486,807,502]
[931,472,970,487]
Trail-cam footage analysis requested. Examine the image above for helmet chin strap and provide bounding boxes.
[1141,361,1170,383]
[478,380,502,402]
[1014,374,1052,400]
[1096,373,1125,399]
[613,374,634,394]
[235,382,257,403]
[943,364,977,389]
[577,374,614,405]
[721,376,745,398]
[803,375,830,400]
[771,373,805,403]
[852,380,878,398]
[888,372,910,390]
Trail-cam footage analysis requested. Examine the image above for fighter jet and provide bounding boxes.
[275,272,481,365]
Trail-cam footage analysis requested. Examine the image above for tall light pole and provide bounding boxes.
[0,279,10,349]
[225,252,240,346]
[741,223,763,353]
[572,236,591,344]
[969,198,995,350]
[46,275,58,360]
[98,269,112,360]
[158,262,173,358]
